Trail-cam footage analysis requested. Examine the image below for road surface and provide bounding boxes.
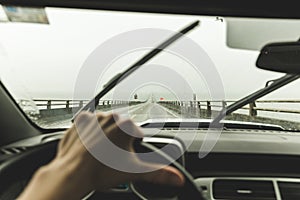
[37,102,179,128]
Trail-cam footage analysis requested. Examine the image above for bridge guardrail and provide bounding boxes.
[158,100,300,118]
[20,99,300,121]
[29,99,143,118]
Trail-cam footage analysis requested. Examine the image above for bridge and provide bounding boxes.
[19,99,300,129]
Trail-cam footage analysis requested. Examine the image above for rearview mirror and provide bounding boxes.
[256,41,300,74]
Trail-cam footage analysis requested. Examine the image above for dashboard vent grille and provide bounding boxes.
[213,179,276,200]
[278,181,300,200]
[0,146,27,155]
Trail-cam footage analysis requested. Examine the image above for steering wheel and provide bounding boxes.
[0,139,205,200]
[132,141,205,200]
[0,141,58,200]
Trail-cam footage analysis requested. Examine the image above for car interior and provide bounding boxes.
[0,1,300,200]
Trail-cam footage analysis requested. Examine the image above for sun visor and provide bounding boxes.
[1,5,49,24]
[226,17,300,51]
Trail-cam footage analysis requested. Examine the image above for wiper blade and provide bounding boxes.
[72,20,200,121]
[211,74,300,127]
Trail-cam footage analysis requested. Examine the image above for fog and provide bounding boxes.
[0,7,299,103]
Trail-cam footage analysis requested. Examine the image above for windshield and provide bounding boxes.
[0,7,299,130]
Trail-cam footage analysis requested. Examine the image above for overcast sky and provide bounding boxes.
[0,7,300,103]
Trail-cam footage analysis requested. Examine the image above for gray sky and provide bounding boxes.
[0,7,300,102]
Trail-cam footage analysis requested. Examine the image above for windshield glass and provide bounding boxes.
[0,7,299,130]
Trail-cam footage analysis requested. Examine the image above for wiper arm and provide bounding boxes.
[211,74,300,126]
[72,20,200,121]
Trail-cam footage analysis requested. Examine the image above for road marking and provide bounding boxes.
[158,104,179,118]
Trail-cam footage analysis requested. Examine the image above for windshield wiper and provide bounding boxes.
[211,74,300,127]
[72,20,200,121]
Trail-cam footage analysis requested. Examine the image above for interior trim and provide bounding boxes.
[195,177,300,200]
[0,0,299,19]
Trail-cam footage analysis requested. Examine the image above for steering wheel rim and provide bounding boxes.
[0,141,58,199]
[0,139,204,200]
[131,141,205,200]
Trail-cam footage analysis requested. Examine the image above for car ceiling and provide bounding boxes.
[0,0,299,19]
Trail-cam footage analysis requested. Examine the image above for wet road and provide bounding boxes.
[112,102,178,122]
[38,102,179,128]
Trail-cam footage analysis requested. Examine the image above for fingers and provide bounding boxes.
[104,119,143,150]
[58,112,105,156]
[83,113,123,147]
[58,111,185,190]
[60,112,127,154]
[138,163,185,187]
[58,111,94,152]
[98,113,119,129]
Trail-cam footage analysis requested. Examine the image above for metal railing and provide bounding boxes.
[31,99,143,118]
[20,99,299,130]
[33,99,141,110]
[24,99,300,120]
[158,100,300,118]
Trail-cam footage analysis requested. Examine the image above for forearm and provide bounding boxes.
[18,112,184,199]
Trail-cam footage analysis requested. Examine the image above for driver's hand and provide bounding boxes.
[18,112,184,200]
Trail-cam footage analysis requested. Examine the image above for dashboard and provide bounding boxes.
[1,128,300,200]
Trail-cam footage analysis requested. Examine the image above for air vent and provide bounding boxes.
[278,181,300,200]
[0,146,27,155]
[213,179,276,200]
